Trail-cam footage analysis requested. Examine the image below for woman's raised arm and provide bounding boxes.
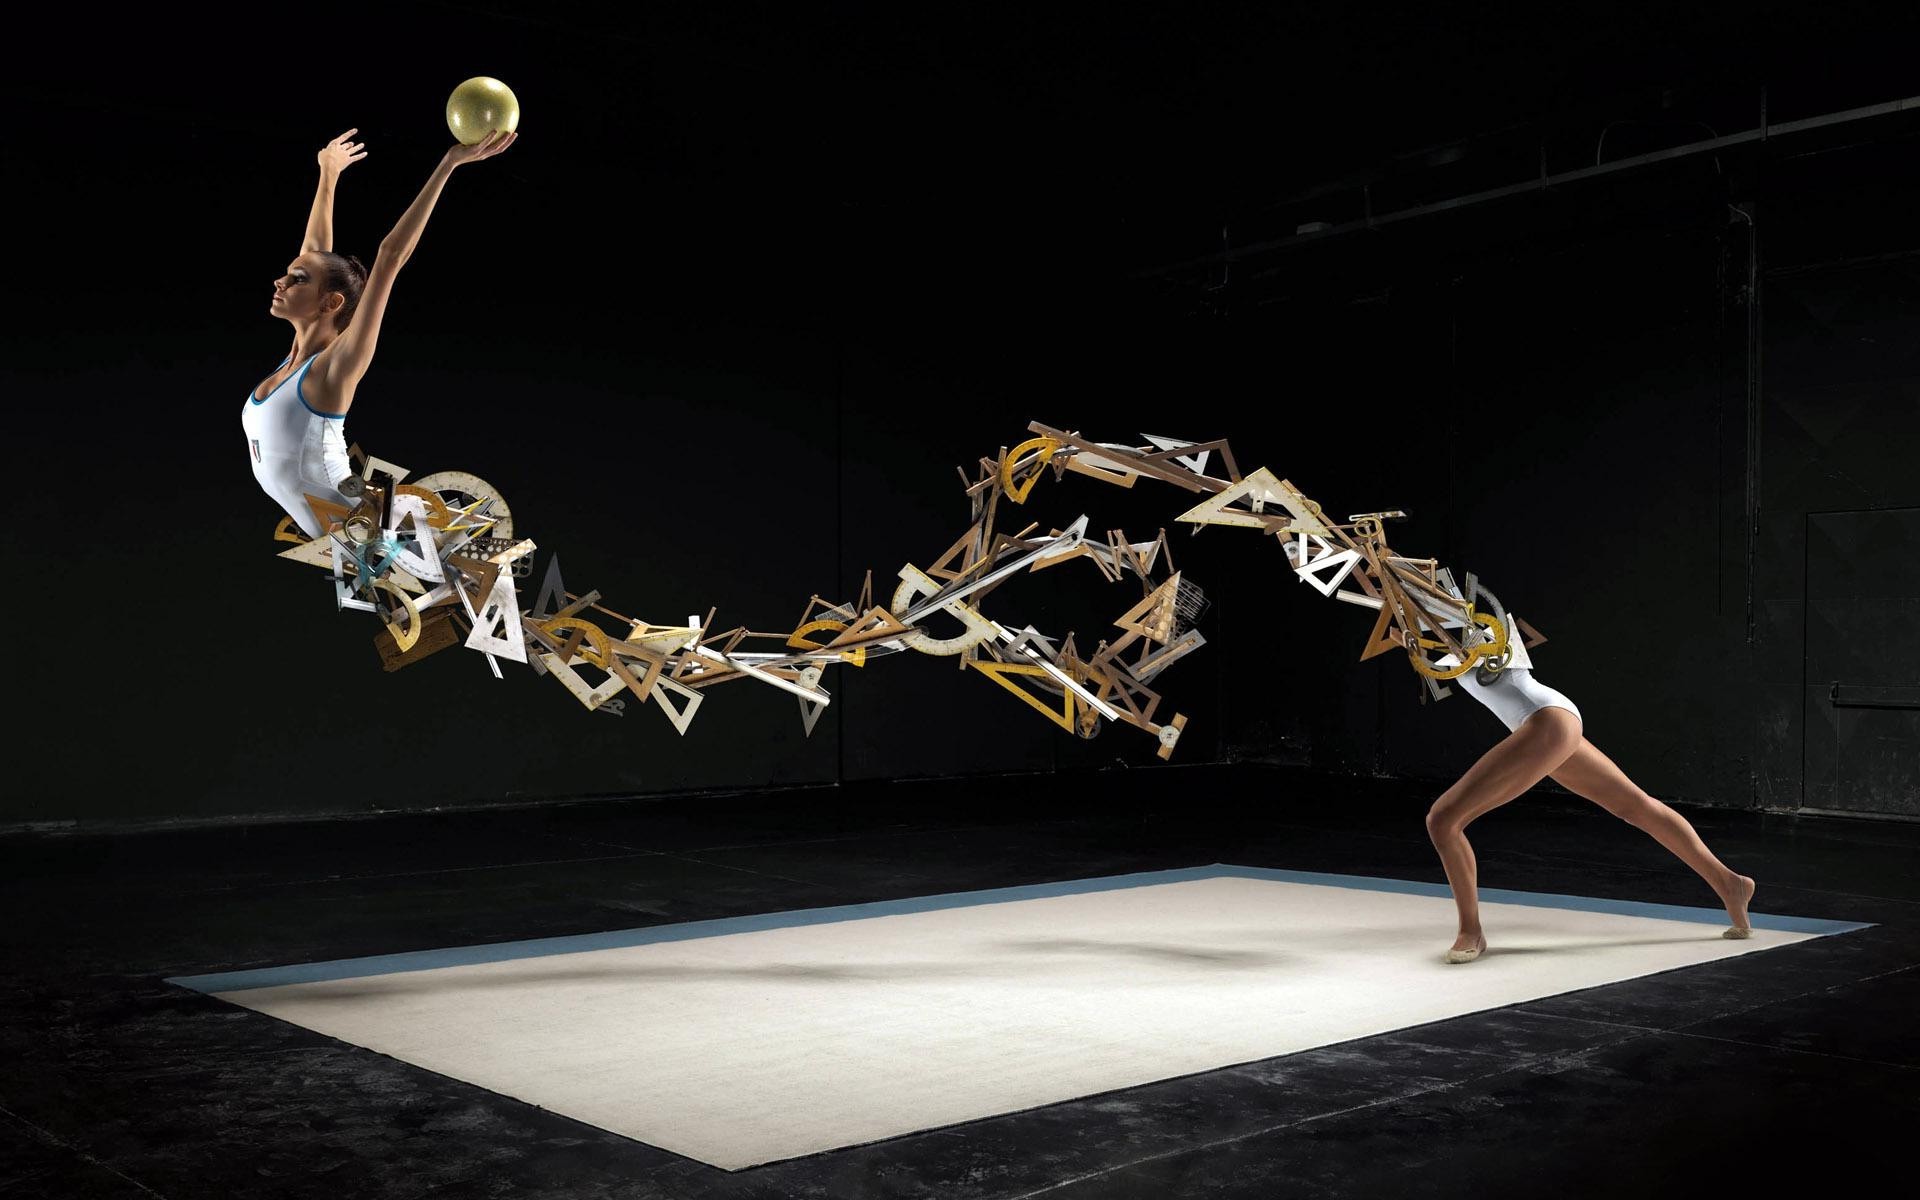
[323,130,517,390]
[302,129,366,254]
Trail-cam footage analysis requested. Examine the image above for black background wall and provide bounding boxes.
[7,2,1916,827]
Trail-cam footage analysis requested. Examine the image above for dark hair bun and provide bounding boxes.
[344,254,369,280]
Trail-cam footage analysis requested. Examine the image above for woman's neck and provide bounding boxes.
[289,323,338,363]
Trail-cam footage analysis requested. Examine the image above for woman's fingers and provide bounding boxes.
[447,128,517,164]
[322,130,368,167]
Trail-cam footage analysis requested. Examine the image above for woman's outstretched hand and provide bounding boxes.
[442,129,518,168]
[318,129,368,176]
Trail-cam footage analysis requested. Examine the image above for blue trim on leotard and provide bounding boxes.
[247,353,295,405]
[292,355,344,420]
[247,353,342,418]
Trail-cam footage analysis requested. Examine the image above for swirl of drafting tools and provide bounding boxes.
[269,438,1207,759]
[1000,423,1551,706]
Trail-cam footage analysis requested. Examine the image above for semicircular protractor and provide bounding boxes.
[1000,437,1059,504]
[787,619,867,667]
[393,484,455,529]
[410,470,513,539]
[1407,612,1507,679]
[370,577,425,652]
[536,616,615,670]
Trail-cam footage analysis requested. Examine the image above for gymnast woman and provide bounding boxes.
[243,126,517,538]
[1425,632,1756,963]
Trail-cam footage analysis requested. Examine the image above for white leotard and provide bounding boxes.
[1435,618,1582,733]
[242,352,353,538]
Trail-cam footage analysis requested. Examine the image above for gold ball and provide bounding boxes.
[446,76,520,145]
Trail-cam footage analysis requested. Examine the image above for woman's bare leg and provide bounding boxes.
[1425,708,1584,959]
[1548,738,1756,933]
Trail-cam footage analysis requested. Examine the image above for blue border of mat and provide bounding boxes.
[167,863,1874,993]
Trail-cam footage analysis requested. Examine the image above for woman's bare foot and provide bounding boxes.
[1445,930,1487,964]
[1721,873,1756,938]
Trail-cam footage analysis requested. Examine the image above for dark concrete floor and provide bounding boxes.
[3,764,1915,1198]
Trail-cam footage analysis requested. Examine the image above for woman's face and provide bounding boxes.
[270,255,341,324]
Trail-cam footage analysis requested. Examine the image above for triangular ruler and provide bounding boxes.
[531,555,569,621]
[538,652,628,710]
[651,677,705,735]
[460,569,529,664]
[799,691,829,736]
[1114,573,1183,644]
[795,667,828,736]
[1295,542,1362,596]
[925,523,986,582]
[963,659,1076,732]
[303,493,353,537]
[444,554,502,614]
[277,535,337,570]
[1359,587,1407,661]
[386,497,449,583]
[1141,434,1212,477]
[1174,468,1291,530]
[606,647,666,703]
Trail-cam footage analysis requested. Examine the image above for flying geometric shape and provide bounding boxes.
[1114,573,1186,644]
[377,608,460,671]
[891,565,998,656]
[999,437,1059,504]
[787,619,868,667]
[409,471,513,539]
[1142,434,1214,478]
[1294,541,1362,597]
[650,676,705,735]
[963,659,1077,732]
[537,650,629,710]
[1174,467,1292,530]
[460,569,530,665]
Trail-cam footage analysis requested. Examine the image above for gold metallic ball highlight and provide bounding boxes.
[446,77,520,145]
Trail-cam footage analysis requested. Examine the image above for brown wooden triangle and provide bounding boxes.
[303,493,352,536]
[444,554,502,612]
[607,648,665,703]
[1114,573,1183,644]
[827,606,915,650]
[963,659,1076,732]
[926,523,986,582]
[1359,585,1407,660]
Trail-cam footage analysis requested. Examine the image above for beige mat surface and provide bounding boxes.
[173,868,1857,1170]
